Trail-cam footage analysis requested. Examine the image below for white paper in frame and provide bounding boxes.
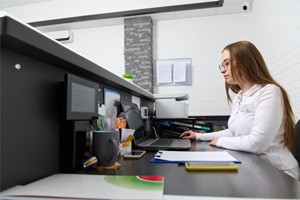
[154,58,191,86]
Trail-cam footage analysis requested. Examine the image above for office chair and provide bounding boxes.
[295,119,300,165]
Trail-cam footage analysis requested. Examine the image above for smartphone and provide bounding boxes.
[185,161,238,171]
[124,150,146,159]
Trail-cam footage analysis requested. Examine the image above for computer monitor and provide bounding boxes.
[64,74,99,120]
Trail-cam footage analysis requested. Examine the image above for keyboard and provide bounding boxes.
[149,139,173,147]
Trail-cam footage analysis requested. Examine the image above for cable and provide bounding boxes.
[89,123,96,132]
[153,126,158,139]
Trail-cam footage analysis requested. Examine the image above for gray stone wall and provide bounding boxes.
[124,16,153,93]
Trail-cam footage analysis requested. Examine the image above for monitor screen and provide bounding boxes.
[65,74,99,120]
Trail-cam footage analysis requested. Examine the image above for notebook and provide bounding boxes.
[121,100,191,151]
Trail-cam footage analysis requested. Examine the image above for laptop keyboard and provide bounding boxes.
[173,139,191,146]
[149,139,173,146]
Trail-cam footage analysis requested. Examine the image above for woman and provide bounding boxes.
[180,41,299,180]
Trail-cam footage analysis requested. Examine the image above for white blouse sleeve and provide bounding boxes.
[216,85,284,154]
[195,129,233,141]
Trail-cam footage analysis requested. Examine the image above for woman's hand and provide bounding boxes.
[180,130,196,140]
[209,138,219,146]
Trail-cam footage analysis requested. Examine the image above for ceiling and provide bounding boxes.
[0,0,245,9]
[0,0,54,8]
[0,0,252,32]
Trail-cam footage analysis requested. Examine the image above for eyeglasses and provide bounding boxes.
[218,59,230,71]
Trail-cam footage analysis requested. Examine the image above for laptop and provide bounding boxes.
[133,126,191,151]
[121,100,191,151]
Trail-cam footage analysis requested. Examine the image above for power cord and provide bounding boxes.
[153,126,158,139]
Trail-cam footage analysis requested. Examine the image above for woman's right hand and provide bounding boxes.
[180,130,196,140]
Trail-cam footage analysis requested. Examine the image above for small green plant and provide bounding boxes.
[122,73,134,79]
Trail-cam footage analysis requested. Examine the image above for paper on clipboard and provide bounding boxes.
[153,151,240,163]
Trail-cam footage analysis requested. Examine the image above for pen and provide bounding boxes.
[197,126,210,131]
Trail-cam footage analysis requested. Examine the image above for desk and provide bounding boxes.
[82,141,300,198]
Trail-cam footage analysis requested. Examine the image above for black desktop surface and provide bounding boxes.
[81,141,300,198]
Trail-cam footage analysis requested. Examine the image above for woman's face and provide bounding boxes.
[220,49,238,85]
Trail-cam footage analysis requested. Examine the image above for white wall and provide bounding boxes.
[66,25,125,76]
[153,14,251,116]
[2,0,300,119]
[61,0,300,119]
[153,0,300,119]
[249,1,300,121]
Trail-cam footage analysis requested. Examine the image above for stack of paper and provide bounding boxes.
[151,151,241,163]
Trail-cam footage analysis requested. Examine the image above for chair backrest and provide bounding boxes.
[295,119,300,165]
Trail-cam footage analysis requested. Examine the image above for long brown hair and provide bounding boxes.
[223,41,296,154]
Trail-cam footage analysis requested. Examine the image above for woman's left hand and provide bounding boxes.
[209,138,219,146]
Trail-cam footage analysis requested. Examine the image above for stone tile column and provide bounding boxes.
[124,16,153,93]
